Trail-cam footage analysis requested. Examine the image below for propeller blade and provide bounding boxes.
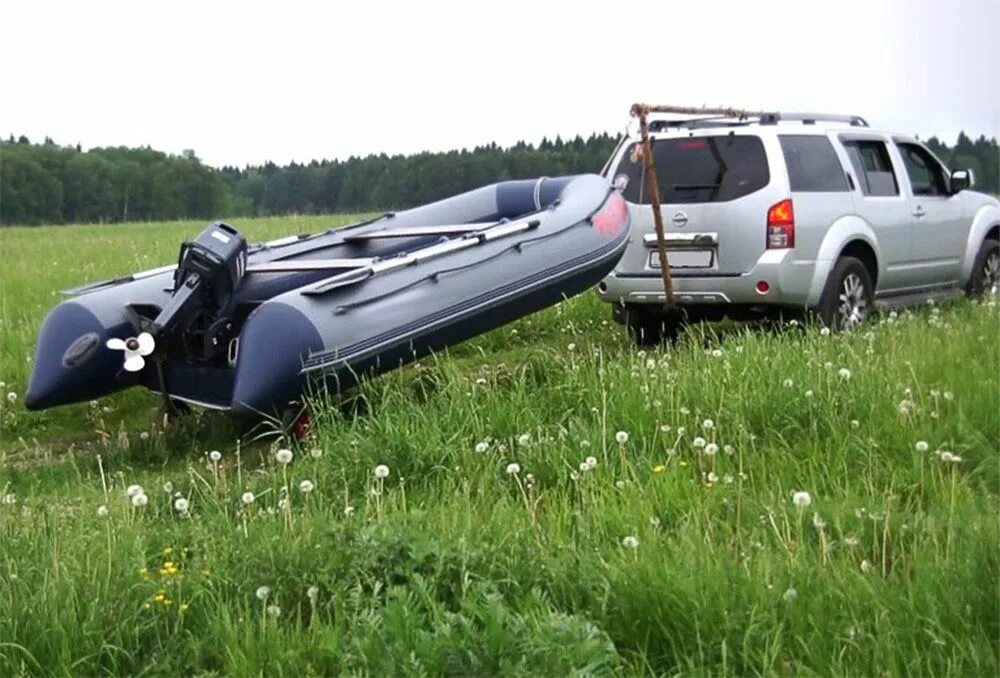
[123,354,146,372]
[106,338,127,351]
[136,332,156,356]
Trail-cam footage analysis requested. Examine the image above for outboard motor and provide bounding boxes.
[150,222,248,361]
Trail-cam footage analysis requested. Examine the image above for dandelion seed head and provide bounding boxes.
[309,447,323,459]
[706,471,719,483]
[805,390,814,398]
[782,378,794,388]
[255,586,270,601]
[860,559,872,573]
[820,327,831,336]
[374,464,390,479]
[299,479,315,493]
[692,436,707,449]
[208,450,222,463]
[307,586,319,602]
[915,441,929,452]
[241,491,255,505]
[6,392,17,404]
[474,441,489,454]
[126,484,143,498]
[173,497,189,513]
[838,368,852,380]
[505,462,521,475]
[585,456,597,469]
[96,504,109,517]
[711,349,723,358]
[812,513,826,530]
[702,419,715,430]
[275,448,293,464]
[131,492,149,508]
[343,505,355,517]
[704,442,719,456]
[850,419,860,429]
[792,491,812,508]
[783,588,798,602]
[615,430,629,445]
[139,431,150,441]
[622,535,639,549]
[162,482,173,494]
[266,604,281,618]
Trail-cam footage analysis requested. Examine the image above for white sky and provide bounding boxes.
[2,0,998,168]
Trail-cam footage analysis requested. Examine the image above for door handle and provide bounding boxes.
[912,205,926,218]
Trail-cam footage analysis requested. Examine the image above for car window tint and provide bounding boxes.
[842,140,899,197]
[779,135,848,192]
[898,143,949,196]
[615,135,769,204]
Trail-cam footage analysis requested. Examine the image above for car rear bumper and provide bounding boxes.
[597,249,817,307]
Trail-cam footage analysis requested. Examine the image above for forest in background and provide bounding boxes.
[0,131,996,226]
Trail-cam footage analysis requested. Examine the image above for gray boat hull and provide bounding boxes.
[26,174,630,414]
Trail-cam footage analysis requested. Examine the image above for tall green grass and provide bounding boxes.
[1,220,998,675]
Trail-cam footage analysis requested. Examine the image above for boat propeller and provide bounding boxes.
[106,332,156,372]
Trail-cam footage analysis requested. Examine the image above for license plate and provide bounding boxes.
[649,250,714,269]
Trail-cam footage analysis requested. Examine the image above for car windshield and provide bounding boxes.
[615,135,769,204]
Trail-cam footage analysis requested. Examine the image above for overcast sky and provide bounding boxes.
[3,0,998,168]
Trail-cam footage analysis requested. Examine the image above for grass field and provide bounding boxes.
[1,217,998,676]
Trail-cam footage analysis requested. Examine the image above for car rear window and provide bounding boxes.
[615,135,770,204]
[779,135,849,192]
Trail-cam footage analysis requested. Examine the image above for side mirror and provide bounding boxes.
[950,168,974,192]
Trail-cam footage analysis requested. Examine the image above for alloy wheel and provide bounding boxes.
[837,273,868,330]
[982,251,999,296]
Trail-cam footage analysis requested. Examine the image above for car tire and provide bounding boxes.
[965,237,999,298]
[815,256,874,331]
[622,305,683,346]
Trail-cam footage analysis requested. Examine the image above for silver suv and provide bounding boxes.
[597,112,1000,343]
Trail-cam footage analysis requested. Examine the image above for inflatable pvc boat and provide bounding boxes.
[26,175,629,415]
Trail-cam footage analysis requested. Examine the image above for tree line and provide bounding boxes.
[1,131,997,226]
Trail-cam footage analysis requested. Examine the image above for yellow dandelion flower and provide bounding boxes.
[179,603,189,613]
[142,603,151,610]
[163,561,175,570]
[154,593,165,602]
[679,461,689,467]
[163,547,173,556]
[162,599,172,606]
[201,569,210,577]
[652,465,667,474]
[138,567,149,577]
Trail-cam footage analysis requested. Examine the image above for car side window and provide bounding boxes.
[841,140,899,197]
[897,143,949,197]
[779,135,849,192]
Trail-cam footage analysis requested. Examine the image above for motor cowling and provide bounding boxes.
[151,222,248,360]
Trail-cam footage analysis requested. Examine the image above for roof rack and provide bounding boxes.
[639,105,868,131]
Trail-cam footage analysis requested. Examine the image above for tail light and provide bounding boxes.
[766,199,795,249]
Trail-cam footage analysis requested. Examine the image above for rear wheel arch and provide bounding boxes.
[837,240,879,289]
[986,224,999,242]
